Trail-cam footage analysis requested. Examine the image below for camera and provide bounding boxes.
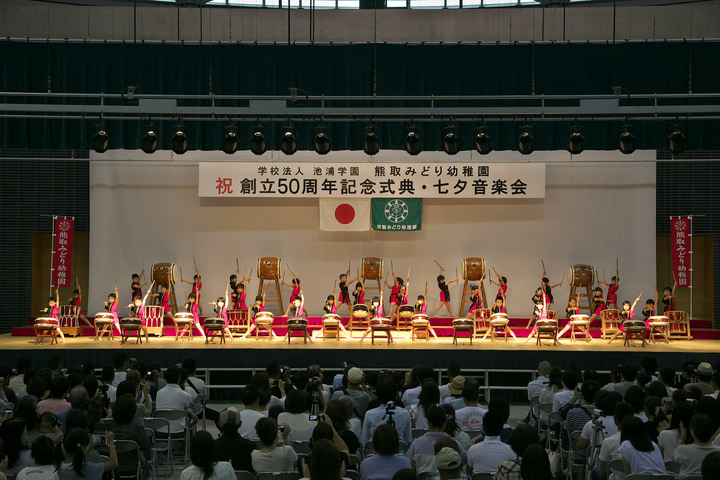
[386,401,395,410]
[278,425,285,433]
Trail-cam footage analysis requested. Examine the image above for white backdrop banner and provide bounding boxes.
[199,162,545,198]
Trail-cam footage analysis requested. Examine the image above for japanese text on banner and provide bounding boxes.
[671,217,690,288]
[199,162,545,199]
[52,218,74,288]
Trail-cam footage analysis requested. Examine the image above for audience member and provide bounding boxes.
[526,361,551,421]
[251,417,297,473]
[109,394,151,476]
[325,399,360,454]
[214,408,256,473]
[15,436,54,480]
[686,362,715,396]
[330,367,371,419]
[576,390,620,452]
[617,417,665,475]
[701,450,720,480]
[180,430,235,480]
[538,367,562,405]
[495,424,539,480]
[434,447,464,480]
[603,364,638,397]
[598,402,635,479]
[659,367,677,396]
[409,380,440,429]
[359,424,411,480]
[454,381,487,431]
[0,417,33,475]
[302,438,344,480]
[552,370,578,413]
[277,389,318,442]
[657,400,695,461]
[238,385,268,441]
[155,366,194,435]
[401,366,434,406]
[519,444,553,480]
[405,406,458,474]
[466,410,514,474]
[672,413,720,477]
[487,398,513,444]
[443,376,465,409]
[438,363,461,402]
[56,428,118,480]
[361,379,412,448]
[440,404,471,454]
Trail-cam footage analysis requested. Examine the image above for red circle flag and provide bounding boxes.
[335,203,356,225]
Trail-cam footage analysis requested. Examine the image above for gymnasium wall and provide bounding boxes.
[88,149,656,317]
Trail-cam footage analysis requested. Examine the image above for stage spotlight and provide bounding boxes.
[474,132,492,155]
[669,129,686,156]
[364,129,379,156]
[619,130,636,154]
[314,132,331,155]
[404,131,422,156]
[281,131,297,155]
[92,130,109,153]
[172,130,187,155]
[140,130,158,154]
[443,132,461,155]
[568,131,584,155]
[250,131,266,155]
[222,131,238,155]
[518,131,534,155]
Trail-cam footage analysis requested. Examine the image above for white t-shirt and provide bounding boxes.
[616,440,665,475]
[580,415,618,466]
[16,465,58,480]
[276,412,317,442]
[454,406,487,431]
[672,444,720,477]
[466,436,514,474]
[238,409,268,441]
[180,462,235,480]
[251,446,298,473]
[598,432,623,480]
[657,428,680,461]
[552,390,576,412]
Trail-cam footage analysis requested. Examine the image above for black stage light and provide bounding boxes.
[250,131,266,155]
[314,132,331,155]
[172,130,187,155]
[141,130,158,154]
[568,131,584,155]
[669,129,686,156]
[443,132,461,155]
[619,130,636,154]
[404,131,422,156]
[280,131,297,155]
[364,130,379,156]
[518,131,534,155]
[222,131,238,155]
[474,132,492,155]
[92,130,109,153]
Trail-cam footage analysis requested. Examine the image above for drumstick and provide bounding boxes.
[455,267,459,282]
[236,257,240,274]
[141,260,146,282]
[603,269,606,285]
[434,259,444,270]
[180,266,183,282]
[492,266,500,278]
[559,271,566,285]
[193,256,198,273]
[541,259,546,274]
[424,281,428,302]
[631,289,644,311]
[616,258,619,278]
[248,267,253,281]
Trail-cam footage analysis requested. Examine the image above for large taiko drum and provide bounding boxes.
[397,305,414,318]
[371,318,392,328]
[352,304,369,318]
[567,264,595,287]
[323,313,341,325]
[152,263,178,285]
[94,312,115,324]
[255,311,274,324]
[462,258,486,281]
[174,312,194,324]
[411,313,429,325]
[570,314,590,325]
[490,312,509,326]
[257,258,282,280]
[361,257,383,280]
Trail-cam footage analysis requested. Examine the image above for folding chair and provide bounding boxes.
[114,439,144,480]
[235,471,255,480]
[153,410,190,466]
[255,473,301,480]
[144,417,172,478]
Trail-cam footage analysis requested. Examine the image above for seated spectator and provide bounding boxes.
[251,417,297,473]
[362,379,412,449]
[238,385,268,441]
[402,366,434,406]
[443,376,465,409]
[16,437,57,480]
[686,362,715,396]
[155,366,194,435]
[406,406,460,474]
[538,367,562,406]
[658,400,695,461]
[526,361,551,422]
[495,424,539,480]
[359,424,411,480]
[702,450,720,480]
[277,389,318,442]
[391,469,416,480]
[576,390,621,452]
[100,366,118,404]
[488,398,513,444]
[624,386,648,422]
[330,367,371,420]
[617,417,665,475]
[564,380,600,454]
[454,381,487,432]
[116,378,151,426]
[37,377,70,416]
[598,402,636,479]
[659,367,677,397]
[520,444,553,480]
[109,394,151,476]
[466,410,514,474]
[434,447,465,480]
[325,399,360,454]
[214,408,256,473]
[0,417,33,475]
[56,428,118,480]
[438,363,461,402]
[603,364,638,398]
[409,380,440,430]
[672,414,720,477]
[180,431,235,480]
[8,358,31,396]
[439,405,471,455]
[552,370,579,413]
[301,438,344,480]
[13,397,44,445]
[296,422,350,474]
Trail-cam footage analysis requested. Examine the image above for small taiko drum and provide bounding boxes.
[453,318,474,327]
[462,258,486,281]
[287,317,307,326]
[174,312,194,324]
[537,319,558,332]
[567,264,595,287]
[411,313,429,325]
[94,312,115,324]
[602,309,621,322]
[323,313,341,325]
[119,317,142,329]
[473,308,491,320]
[257,257,282,280]
[204,318,225,329]
[35,317,58,327]
[623,320,646,332]
[398,305,414,318]
[255,311,274,324]
[352,304,369,318]
[570,314,590,325]
[371,318,392,328]
[361,257,384,280]
[648,315,669,326]
[490,312,509,326]
[152,263,178,285]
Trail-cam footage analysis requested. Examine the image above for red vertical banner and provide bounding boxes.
[671,217,690,288]
[52,218,74,288]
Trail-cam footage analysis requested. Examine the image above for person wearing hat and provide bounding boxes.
[435,447,464,480]
[685,363,714,396]
[215,407,256,473]
[330,367,371,419]
[443,376,466,409]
